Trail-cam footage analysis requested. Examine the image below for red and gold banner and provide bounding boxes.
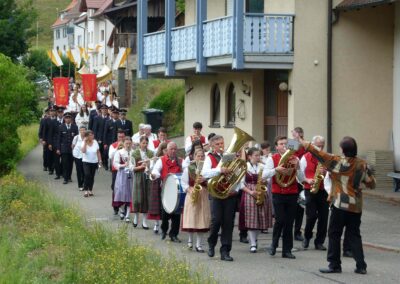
[82,74,97,102]
[53,77,69,106]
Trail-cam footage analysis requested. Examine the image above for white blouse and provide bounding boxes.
[113,148,135,171]
[75,113,89,129]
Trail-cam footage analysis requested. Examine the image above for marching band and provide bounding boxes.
[39,83,376,274]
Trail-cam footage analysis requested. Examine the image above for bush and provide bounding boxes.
[149,85,185,136]
[0,53,40,175]
[0,174,215,283]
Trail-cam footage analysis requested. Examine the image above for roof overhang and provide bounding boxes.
[335,0,396,11]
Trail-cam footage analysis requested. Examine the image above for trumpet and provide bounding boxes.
[191,160,204,204]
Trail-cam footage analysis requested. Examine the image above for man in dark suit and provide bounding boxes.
[93,104,109,169]
[116,109,133,137]
[88,101,101,130]
[103,107,120,170]
[48,106,65,179]
[39,108,50,171]
[57,112,78,184]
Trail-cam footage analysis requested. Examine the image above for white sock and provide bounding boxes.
[154,220,159,227]
[142,214,148,227]
[125,211,130,219]
[248,230,257,247]
[196,233,203,248]
[188,232,193,244]
[133,213,138,224]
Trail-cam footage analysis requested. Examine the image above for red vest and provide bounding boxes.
[208,152,221,169]
[271,153,298,195]
[303,152,324,190]
[191,135,206,144]
[160,155,182,180]
[294,147,306,159]
[153,139,170,149]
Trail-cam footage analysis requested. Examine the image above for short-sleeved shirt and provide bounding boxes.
[82,140,99,163]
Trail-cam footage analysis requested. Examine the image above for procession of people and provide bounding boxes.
[38,81,376,275]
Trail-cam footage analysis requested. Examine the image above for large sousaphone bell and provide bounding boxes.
[207,127,254,199]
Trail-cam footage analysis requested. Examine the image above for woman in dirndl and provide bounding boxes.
[113,137,135,222]
[131,136,154,229]
[181,148,211,252]
[147,142,168,234]
[239,147,273,253]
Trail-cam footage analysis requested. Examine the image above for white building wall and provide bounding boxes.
[53,25,69,55]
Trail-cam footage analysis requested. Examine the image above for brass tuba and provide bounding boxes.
[207,127,254,199]
[275,139,300,188]
[310,163,324,194]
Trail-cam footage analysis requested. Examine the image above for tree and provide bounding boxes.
[0,0,37,61]
[0,53,39,175]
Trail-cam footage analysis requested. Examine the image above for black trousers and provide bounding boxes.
[53,151,62,177]
[42,145,50,168]
[271,193,297,254]
[208,195,237,254]
[161,208,181,238]
[47,148,55,172]
[343,228,351,253]
[304,189,329,245]
[74,158,84,188]
[294,184,304,236]
[61,153,74,181]
[83,162,98,191]
[99,143,108,169]
[327,207,367,270]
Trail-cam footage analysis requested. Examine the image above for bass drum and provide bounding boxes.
[161,173,186,214]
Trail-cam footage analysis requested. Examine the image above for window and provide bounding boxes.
[77,35,82,46]
[246,0,264,13]
[226,83,236,127]
[210,84,221,127]
[55,29,60,39]
[101,30,105,41]
[63,28,67,38]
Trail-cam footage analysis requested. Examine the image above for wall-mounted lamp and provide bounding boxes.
[279,82,292,95]
[186,85,194,94]
[241,80,251,96]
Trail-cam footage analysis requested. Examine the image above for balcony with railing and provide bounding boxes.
[114,33,137,55]
[137,1,294,78]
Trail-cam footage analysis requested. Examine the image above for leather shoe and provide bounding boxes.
[354,268,367,275]
[319,267,342,274]
[48,171,54,175]
[161,232,166,240]
[282,252,296,259]
[240,236,249,244]
[343,250,353,258]
[302,238,310,249]
[208,246,215,257]
[170,236,181,243]
[267,246,276,256]
[294,234,304,241]
[63,180,68,184]
[315,244,327,251]
[221,254,234,261]
[142,225,149,230]
[195,247,205,253]
[54,176,60,180]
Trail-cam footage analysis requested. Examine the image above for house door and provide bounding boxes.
[264,71,289,149]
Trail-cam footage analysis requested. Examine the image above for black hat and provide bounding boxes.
[111,107,120,114]
[120,109,127,114]
[57,106,66,112]
[100,104,108,110]
[63,112,72,118]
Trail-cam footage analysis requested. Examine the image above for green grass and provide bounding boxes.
[0,173,215,283]
[128,79,185,136]
[17,123,39,161]
[31,0,71,50]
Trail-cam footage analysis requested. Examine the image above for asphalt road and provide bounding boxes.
[18,145,400,284]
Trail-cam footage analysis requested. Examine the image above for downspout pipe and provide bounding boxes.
[327,0,333,152]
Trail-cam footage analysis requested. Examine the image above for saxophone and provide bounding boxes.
[255,164,267,206]
[191,160,204,204]
[310,163,324,194]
